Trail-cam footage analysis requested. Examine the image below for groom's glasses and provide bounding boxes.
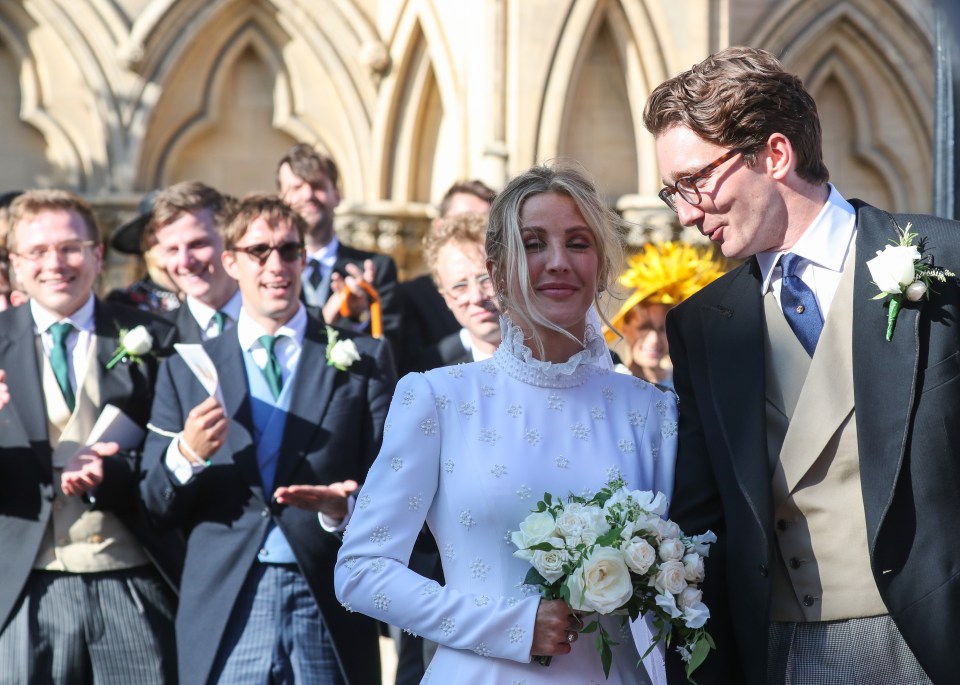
[231,241,305,265]
[658,148,743,212]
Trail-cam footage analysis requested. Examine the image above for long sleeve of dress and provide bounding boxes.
[334,371,541,662]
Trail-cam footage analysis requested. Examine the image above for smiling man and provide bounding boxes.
[141,194,395,685]
[148,181,240,342]
[0,189,179,683]
[645,47,960,685]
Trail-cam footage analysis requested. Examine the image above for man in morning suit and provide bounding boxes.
[277,143,402,352]
[0,189,179,683]
[148,181,241,342]
[645,47,959,684]
[141,194,395,684]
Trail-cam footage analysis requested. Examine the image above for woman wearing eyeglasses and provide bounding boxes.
[335,163,677,684]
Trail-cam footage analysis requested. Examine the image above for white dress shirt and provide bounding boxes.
[31,294,96,393]
[756,184,857,319]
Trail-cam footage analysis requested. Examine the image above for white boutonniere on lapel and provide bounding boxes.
[106,325,154,369]
[866,222,955,341]
[325,326,361,372]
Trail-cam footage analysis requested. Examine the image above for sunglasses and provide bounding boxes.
[231,241,305,265]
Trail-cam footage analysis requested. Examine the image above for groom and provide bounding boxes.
[141,194,395,684]
[645,47,960,684]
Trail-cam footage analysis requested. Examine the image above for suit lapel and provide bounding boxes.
[703,262,772,543]
[94,301,136,410]
[850,204,920,543]
[0,306,49,459]
[273,319,338,487]
[176,305,204,344]
[205,331,262,497]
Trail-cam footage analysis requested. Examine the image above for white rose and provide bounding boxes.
[656,518,681,541]
[658,538,686,562]
[556,503,609,543]
[866,244,920,295]
[512,511,557,550]
[623,538,657,575]
[122,326,153,355]
[531,537,569,583]
[329,339,361,369]
[682,601,710,629]
[677,585,702,610]
[565,547,634,614]
[682,553,705,582]
[654,560,687,595]
[636,513,663,536]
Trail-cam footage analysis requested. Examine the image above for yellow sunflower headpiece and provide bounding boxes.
[605,241,728,342]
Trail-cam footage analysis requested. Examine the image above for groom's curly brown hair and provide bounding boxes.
[643,46,829,185]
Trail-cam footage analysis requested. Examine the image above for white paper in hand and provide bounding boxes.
[86,404,146,449]
[174,343,225,406]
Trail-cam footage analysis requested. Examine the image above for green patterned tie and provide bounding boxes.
[49,322,75,412]
[212,311,229,336]
[258,335,283,400]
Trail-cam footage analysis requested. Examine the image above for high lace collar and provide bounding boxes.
[492,315,609,388]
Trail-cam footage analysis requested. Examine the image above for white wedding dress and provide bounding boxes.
[335,318,676,684]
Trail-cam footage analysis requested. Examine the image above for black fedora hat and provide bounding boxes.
[110,190,159,254]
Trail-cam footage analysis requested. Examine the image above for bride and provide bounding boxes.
[334,163,676,684]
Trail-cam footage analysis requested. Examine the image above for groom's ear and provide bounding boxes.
[765,132,794,181]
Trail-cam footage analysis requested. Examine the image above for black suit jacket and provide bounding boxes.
[140,314,397,685]
[0,300,181,630]
[162,301,204,344]
[396,275,460,374]
[664,201,960,684]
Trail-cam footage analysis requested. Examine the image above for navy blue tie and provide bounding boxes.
[780,253,823,357]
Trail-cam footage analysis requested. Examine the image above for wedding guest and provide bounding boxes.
[645,47,960,684]
[277,143,401,350]
[146,181,241,342]
[335,163,677,684]
[0,190,27,310]
[0,189,179,683]
[605,241,726,387]
[414,212,501,368]
[396,179,496,375]
[106,191,182,313]
[141,194,395,685]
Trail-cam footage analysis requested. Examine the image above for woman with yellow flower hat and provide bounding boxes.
[606,241,727,386]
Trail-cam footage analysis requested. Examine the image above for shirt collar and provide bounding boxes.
[757,184,856,293]
[237,303,307,352]
[308,237,339,266]
[31,293,96,334]
[186,289,242,328]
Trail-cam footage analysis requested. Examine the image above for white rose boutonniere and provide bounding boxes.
[325,326,361,371]
[106,325,153,369]
[866,221,955,341]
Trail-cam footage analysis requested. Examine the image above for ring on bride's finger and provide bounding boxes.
[566,631,577,644]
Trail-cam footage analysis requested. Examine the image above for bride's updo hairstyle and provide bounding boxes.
[486,162,624,354]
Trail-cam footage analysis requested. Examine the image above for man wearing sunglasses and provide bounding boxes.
[0,189,180,682]
[277,143,402,352]
[141,194,394,685]
[148,181,241,343]
[645,48,959,684]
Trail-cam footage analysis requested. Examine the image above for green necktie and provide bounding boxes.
[212,311,229,336]
[258,335,283,400]
[49,322,75,412]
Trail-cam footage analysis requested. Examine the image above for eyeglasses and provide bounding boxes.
[231,241,305,265]
[658,148,743,212]
[15,240,98,262]
[444,273,493,301]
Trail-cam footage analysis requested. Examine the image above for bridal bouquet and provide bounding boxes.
[511,477,716,681]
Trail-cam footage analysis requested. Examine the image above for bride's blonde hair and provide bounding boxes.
[486,162,624,356]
